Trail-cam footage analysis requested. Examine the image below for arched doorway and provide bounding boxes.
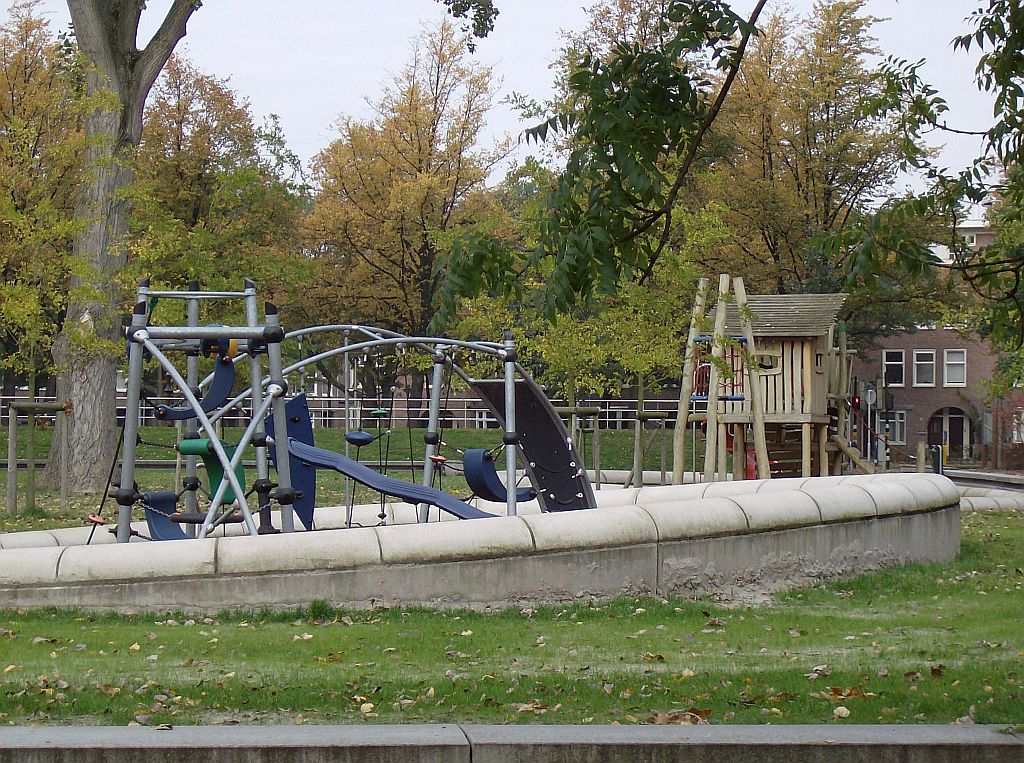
[928,407,970,460]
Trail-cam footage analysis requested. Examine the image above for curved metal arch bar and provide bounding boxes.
[210,334,510,423]
[285,324,505,354]
[139,338,258,536]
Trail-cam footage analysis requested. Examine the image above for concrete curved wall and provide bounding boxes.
[0,473,961,612]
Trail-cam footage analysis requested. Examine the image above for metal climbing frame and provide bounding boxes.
[116,280,592,540]
[115,279,294,542]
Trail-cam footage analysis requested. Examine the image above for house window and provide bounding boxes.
[913,349,936,387]
[962,233,977,246]
[944,349,967,387]
[881,410,907,445]
[883,349,905,387]
[472,408,495,429]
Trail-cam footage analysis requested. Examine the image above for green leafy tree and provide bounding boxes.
[49,0,501,492]
[436,0,769,326]
[127,54,309,318]
[307,19,508,411]
[0,1,84,398]
[828,2,1024,349]
[699,1,963,342]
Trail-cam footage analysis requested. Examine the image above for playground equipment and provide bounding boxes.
[674,275,851,483]
[110,279,595,542]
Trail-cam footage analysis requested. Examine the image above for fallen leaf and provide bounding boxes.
[805,665,831,680]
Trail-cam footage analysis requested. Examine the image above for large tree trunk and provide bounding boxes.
[45,106,135,493]
[407,368,429,428]
[43,0,198,494]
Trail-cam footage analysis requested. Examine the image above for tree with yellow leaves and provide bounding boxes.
[307,18,508,405]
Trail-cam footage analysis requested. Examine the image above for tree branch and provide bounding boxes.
[635,0,769,283]
[131,0,199,138]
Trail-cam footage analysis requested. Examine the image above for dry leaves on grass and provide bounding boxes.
[647,708,711,725]
[809,686,878,701]
[805,664,831,680]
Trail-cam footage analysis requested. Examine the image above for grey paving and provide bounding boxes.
[0,724,470,762]
[1,724,1022,762]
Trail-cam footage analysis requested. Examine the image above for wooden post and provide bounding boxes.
[832,326,849,474]
[832,434,876,474]
[672,278,710,484]
[631,376,645,487]
[818,423,829,476]
[732,277,771,478]
[801,422,812,477]
[6,405,16,514]
[733,425,747,481]
[703,275,730,482]
[802,341,813,416]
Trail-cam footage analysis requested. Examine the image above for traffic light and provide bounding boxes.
[851,394,861,410]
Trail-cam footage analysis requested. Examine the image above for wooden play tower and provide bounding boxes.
[673,275,849,482]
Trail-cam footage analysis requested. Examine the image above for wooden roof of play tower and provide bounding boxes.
[723,293,846,337]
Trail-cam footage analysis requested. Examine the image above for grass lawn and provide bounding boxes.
[1,511,1022,727]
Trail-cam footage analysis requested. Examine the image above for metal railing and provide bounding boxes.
[1,392,685,431]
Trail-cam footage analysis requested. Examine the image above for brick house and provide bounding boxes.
[849,327,996,461]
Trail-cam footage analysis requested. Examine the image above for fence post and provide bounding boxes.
[6,404,16,513]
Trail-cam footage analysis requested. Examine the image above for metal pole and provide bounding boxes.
[264,303,295,533]
[343,330,351,513]
[244,279,273,533]
[503,332,517,517]
[183,279,201,527]
[419,348,446,522]
[116,302,149,543]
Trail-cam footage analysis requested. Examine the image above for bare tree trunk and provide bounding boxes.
[407,368,428,427]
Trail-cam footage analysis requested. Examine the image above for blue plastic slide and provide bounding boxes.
[287,439,494,520]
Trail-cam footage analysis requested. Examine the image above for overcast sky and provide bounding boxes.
[30,1,990,184]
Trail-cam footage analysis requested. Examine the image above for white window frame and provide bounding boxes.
[912,349,936,387]
[472,408,495,429]
[882,349,905,388]
[943,349,967,387]
[884,410,907,445]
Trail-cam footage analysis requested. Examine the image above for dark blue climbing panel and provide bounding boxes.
[469,376,595,511]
